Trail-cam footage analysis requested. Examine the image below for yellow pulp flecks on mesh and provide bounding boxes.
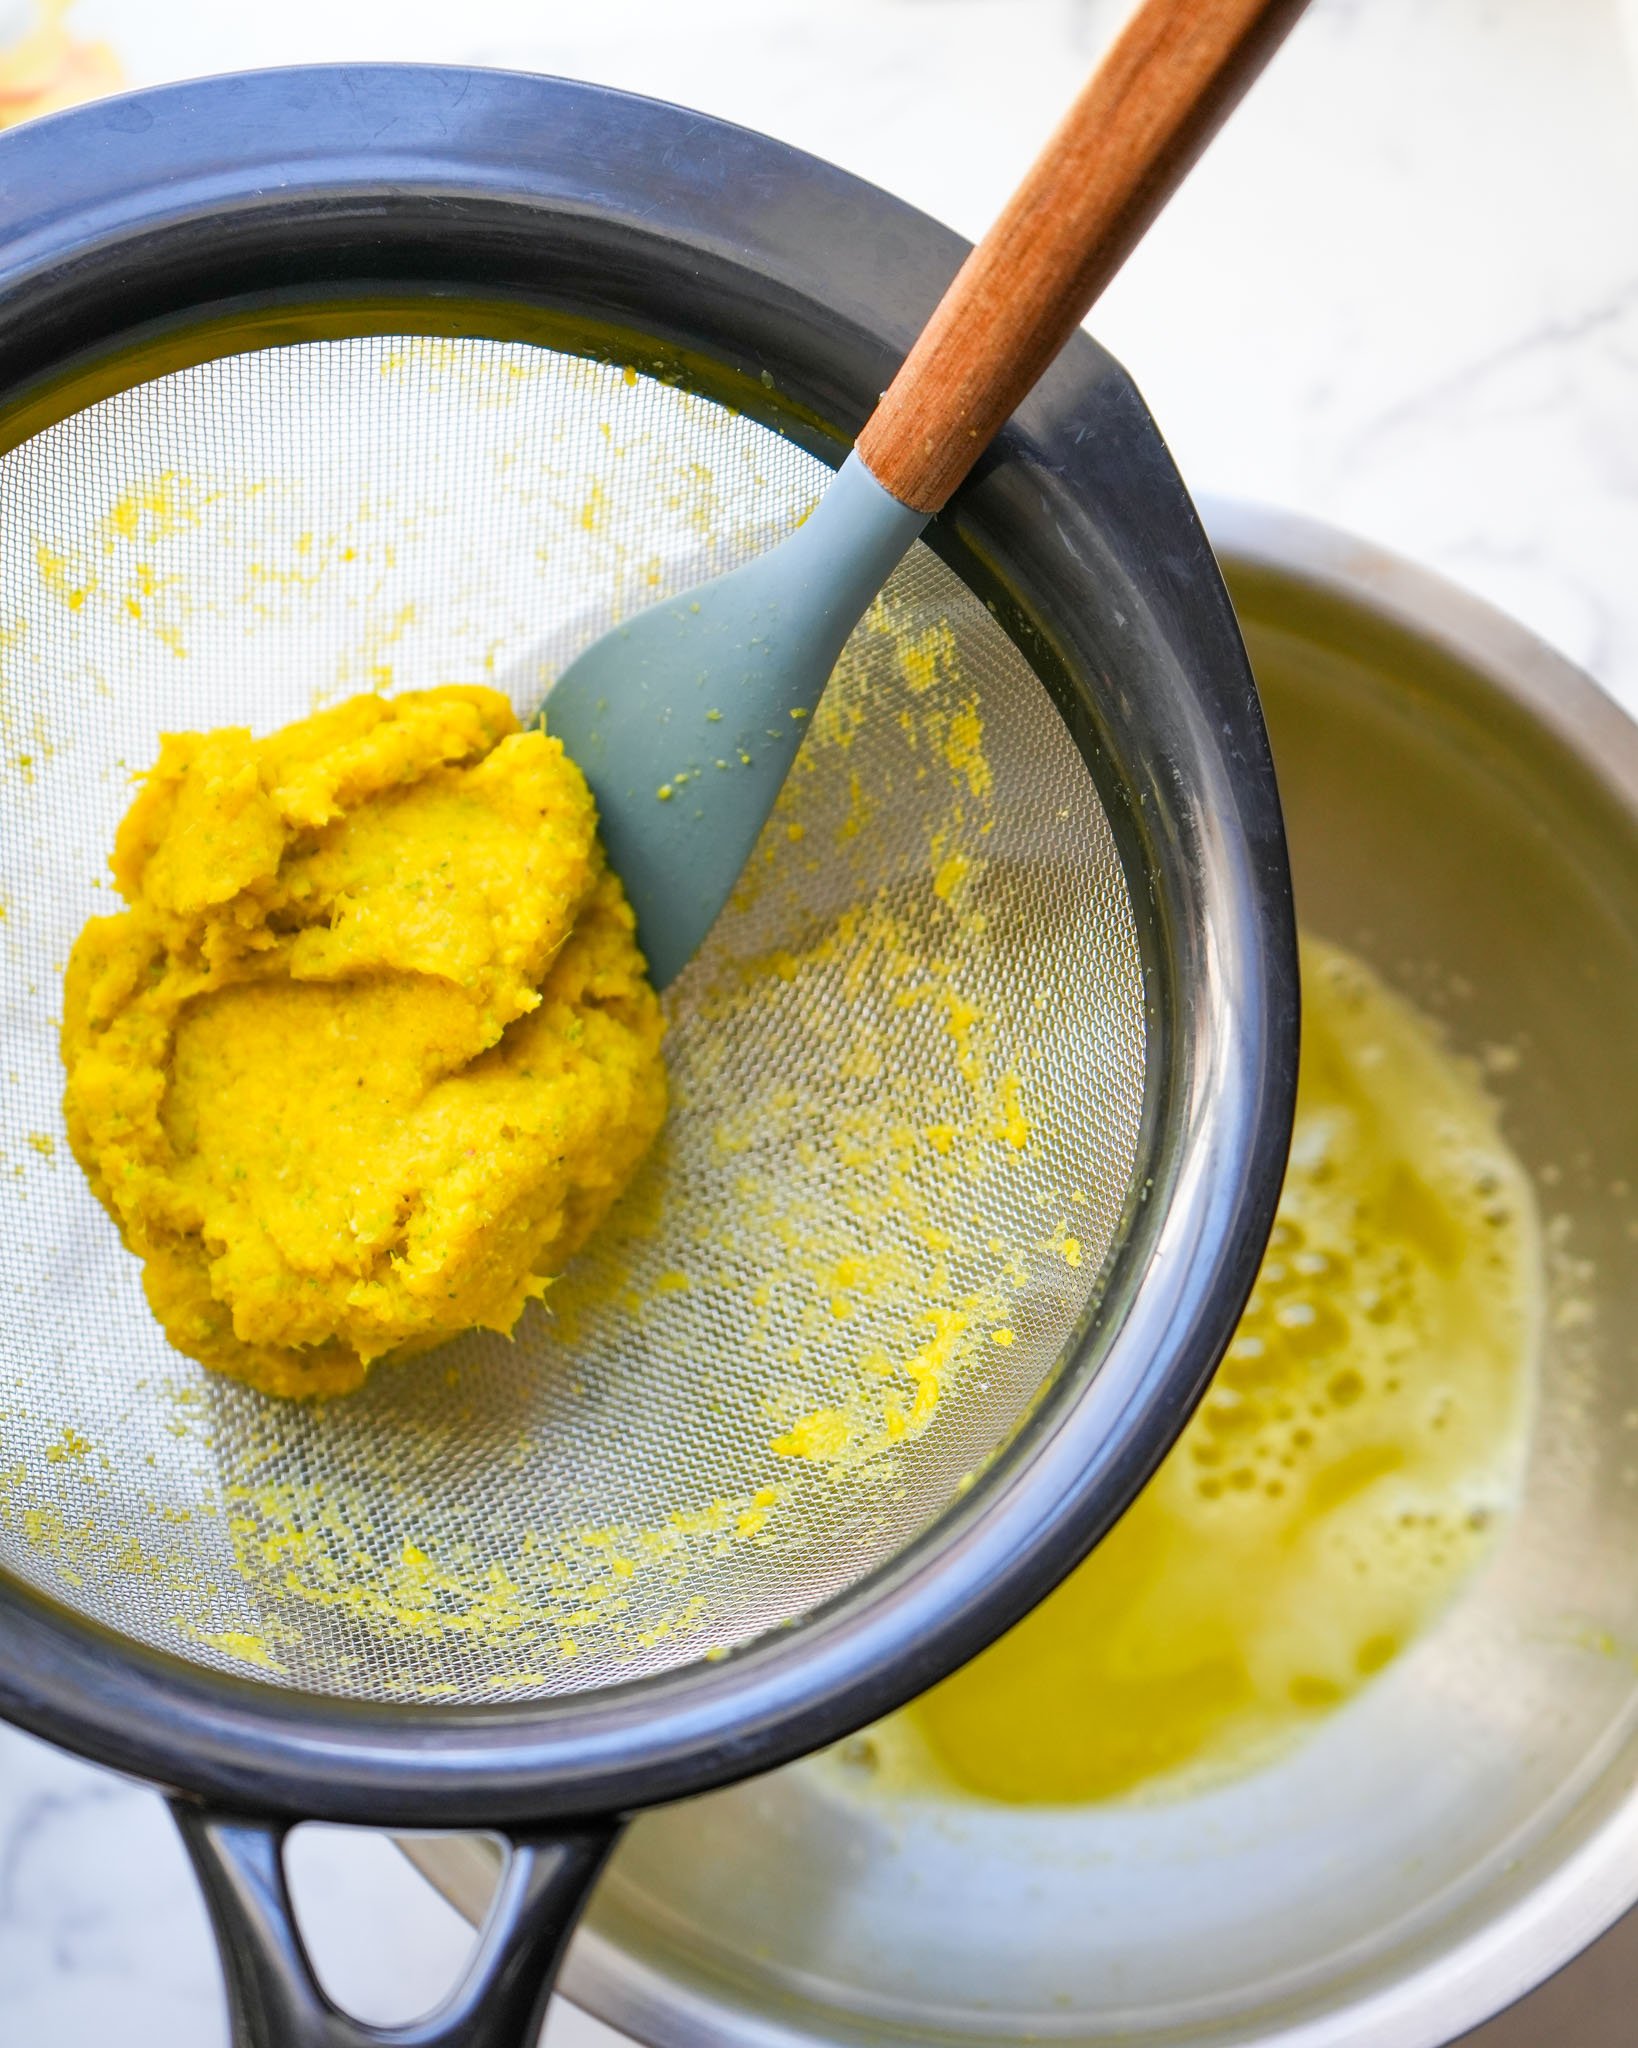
[10,376,1113,1691]
[30,472,210,661]
[198,582,1074,1681]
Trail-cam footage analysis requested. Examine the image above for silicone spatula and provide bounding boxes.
[545,0,1311,987]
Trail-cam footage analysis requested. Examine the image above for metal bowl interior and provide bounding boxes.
[409,504,1638,2047]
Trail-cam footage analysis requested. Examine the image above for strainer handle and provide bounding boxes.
[172,1800,618,2048]
[854,0,1312,514]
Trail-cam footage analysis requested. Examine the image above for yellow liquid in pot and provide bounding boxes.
[878,937,1540,1805]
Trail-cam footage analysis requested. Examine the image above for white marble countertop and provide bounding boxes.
[2,1,1635,2043]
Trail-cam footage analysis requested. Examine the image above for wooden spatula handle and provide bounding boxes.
[856,0,1311,515]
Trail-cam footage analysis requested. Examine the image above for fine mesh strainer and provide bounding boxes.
[0,66,1295,2048]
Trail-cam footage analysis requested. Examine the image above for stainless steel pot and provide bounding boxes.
[408,501,1638,2048]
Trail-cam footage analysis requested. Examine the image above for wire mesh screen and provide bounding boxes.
[0,336,1145,1703]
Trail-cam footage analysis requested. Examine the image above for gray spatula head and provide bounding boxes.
[542,451,927,988]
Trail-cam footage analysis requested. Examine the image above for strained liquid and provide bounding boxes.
[867,936,1540,1803]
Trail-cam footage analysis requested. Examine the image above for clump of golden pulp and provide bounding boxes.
[61,687,666,1399]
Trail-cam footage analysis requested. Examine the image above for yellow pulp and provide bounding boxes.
[61,687,666,1399]
[893,936,1539,1804]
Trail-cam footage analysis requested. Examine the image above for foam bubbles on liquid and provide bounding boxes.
[862,936,1542,1806]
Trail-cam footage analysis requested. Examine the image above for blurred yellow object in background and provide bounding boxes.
[0,0,119,128]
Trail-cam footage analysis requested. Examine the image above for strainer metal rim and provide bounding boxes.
[0,64,1296,1829]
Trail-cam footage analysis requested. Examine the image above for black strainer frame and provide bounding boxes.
[0,66,1297,2047]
